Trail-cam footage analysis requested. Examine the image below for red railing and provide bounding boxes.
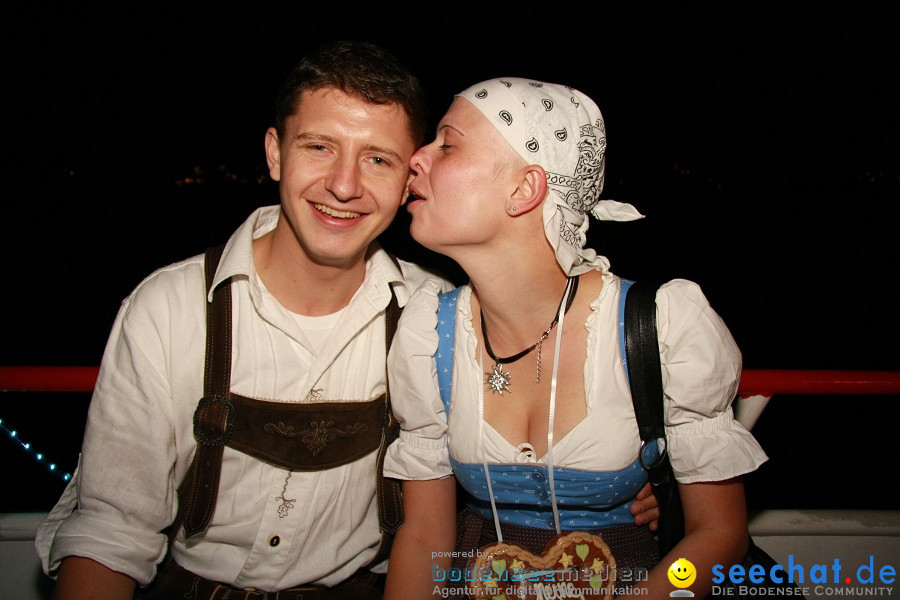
[2,366,900,396]
[737,369,900,396]
[0,366,100,392]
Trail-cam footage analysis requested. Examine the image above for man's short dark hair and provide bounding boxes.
[274,39,427,146]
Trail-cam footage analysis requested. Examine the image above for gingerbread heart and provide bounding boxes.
[464,531,617,599]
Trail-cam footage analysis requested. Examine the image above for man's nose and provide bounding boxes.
[325,156,363,201]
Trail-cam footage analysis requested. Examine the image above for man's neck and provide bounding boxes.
[252,227,368,316]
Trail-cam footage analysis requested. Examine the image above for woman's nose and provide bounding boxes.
[409,146,431,174]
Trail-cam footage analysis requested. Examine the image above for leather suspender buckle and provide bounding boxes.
[193,394,235,447]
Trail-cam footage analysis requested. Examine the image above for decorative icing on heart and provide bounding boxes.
[492,559,508,576]
[464,531,617,599]
[576,544,589,562]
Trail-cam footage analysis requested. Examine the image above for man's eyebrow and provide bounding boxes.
[293,132,329,143]
[292,132,405,164]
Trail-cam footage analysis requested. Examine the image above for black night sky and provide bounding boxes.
[2,6,898,511]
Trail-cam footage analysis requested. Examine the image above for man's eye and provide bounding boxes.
[438,144,452,151]
[369,156,394,167]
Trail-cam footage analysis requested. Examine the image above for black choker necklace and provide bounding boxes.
[481,276,579,394]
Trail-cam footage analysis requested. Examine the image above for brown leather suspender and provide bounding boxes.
[177,244,234,537]
[174,244,403,559]
[374,292,403,562]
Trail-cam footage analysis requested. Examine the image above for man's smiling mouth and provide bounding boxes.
[315,204,361,219]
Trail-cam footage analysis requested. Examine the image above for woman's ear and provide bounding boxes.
[506,164,547,216]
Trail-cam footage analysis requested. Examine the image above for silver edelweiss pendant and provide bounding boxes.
[486,362,512,395]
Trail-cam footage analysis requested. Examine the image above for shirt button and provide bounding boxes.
[532,472,544,481]
[269,535,280,547]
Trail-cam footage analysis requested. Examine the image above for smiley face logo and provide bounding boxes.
[667,558,697,588]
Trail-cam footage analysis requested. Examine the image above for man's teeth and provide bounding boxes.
[315,204,361,219]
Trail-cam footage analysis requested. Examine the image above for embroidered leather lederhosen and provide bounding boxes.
[139,244,402,598]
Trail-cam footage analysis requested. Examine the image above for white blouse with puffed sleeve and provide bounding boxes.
[384,272,767,484]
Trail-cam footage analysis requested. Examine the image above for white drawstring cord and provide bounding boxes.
[479,350,504,542]
[479,277,576,540]
[546,277,574,534]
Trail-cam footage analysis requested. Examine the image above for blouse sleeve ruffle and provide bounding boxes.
[656,279,769,483]
[384,279,453,480]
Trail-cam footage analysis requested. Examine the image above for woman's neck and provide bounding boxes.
[465,251,571,357]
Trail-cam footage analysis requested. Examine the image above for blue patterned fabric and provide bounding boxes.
[436,287,461,409]
[450,444,656,529]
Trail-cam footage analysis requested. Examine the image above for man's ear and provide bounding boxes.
[264,127,282,182]
[507,164,547,216]
[402,171,415,206]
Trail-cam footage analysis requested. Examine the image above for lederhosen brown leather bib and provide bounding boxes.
[142,245,402,597]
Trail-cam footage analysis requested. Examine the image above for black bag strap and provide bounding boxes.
[624,280,666,442]
[623,279,685,556]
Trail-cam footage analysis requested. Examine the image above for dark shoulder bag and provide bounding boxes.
[622,279,804,599]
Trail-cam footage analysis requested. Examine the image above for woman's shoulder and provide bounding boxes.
[654,279,723,325]
[404,279,471,308]
[398,280,472,340]
[613,276,714,313]
[657,277,710,300]
[599,275,729,348]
